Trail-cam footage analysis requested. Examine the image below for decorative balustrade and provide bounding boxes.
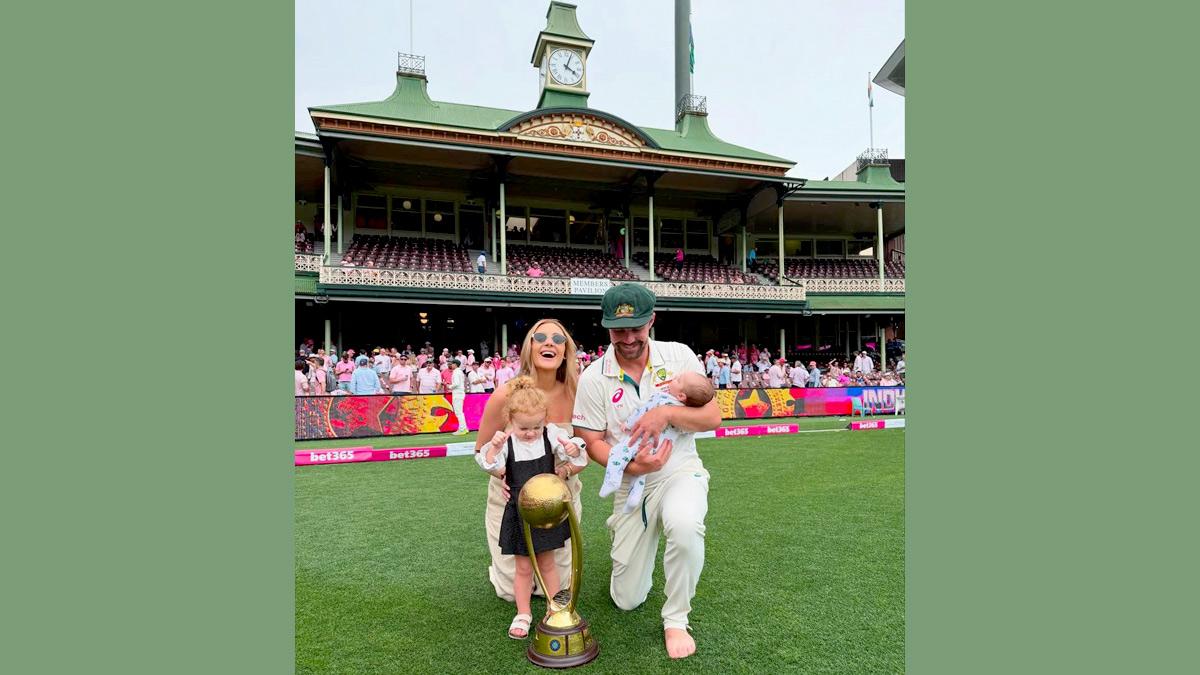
[295,253,322,272]
[302,261,904,296]
[318,266,810,301]
[802,278,905,293]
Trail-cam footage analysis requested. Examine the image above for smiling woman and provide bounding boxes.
[474,318,584,601]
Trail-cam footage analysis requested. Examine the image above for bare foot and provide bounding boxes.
[665,627,696,659]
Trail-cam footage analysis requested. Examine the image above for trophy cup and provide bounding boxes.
[517,473,600,668]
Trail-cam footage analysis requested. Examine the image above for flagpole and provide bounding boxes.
[868,72,874,150]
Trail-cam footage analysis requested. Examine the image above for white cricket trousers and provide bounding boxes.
[451,391,467,431]
[607,460,710,630]
[484,473,583,601]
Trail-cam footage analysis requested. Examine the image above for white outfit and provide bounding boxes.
[475,427,588,473]
[484,422,584,601]
[790,367,808,387]
[767,364,787,387]
[450,368,468,433]
[574,340,711,631]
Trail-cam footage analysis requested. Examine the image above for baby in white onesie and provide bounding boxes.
[599,371,715,513]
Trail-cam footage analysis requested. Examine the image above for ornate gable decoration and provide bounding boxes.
[508,113,644,149]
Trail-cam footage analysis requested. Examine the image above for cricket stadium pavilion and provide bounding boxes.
[295,2,905,362]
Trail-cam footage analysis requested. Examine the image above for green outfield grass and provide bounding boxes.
[295,428,904,673]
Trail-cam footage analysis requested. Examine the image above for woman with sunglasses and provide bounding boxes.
[474,318,586,603]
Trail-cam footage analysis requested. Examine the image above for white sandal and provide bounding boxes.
[508,613,533,639]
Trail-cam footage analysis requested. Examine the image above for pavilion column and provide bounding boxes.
[779,327,785,365]
[490,208,497,262]
[777,200,785,285]
[501,323,508,355]
[323,163,331,265]
[336,194,344,255]
[324,319,332,357]
[876,202,885,288]
[880,322,887,372]
[857,315,862,356]
[499,181,507,275]
[648,193,656,281]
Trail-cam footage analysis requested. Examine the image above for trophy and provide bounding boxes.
[517,473,600,668]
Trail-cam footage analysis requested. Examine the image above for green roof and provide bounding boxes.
[541,2,592,43]
[314,75,791,165]
[312,75,522,131]
[643,114,791,164]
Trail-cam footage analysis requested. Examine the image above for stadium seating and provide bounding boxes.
[340,235,471,272]
[633,252,758,285]
[507,244,637,280]
[295,236,314,254]
[756,258,905,280]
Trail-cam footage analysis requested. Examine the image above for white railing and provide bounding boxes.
[301,262,904,296]
[318,266,809,301]
[295,253,322,272]
[802,278,905,293]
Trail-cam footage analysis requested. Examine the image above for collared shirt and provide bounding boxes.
[450,368,466,393]
[574,340,706,488]
[416,368,440,393]
[767,364,787,388]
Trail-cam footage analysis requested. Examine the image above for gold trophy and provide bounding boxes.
[517,473,600,668]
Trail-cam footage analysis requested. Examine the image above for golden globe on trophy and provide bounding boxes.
[517,473,600,668]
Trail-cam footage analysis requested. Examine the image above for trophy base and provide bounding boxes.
[526,618,600,668]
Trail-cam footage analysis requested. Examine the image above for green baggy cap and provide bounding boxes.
[601,283,656,328]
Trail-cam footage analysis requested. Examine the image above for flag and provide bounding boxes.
[689,23,695,74]
[868,74,874,108]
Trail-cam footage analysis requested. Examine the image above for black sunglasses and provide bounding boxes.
[533,332,567,345]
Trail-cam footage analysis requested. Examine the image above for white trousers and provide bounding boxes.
[451,391,467,431]
[607,460,709,630]
[485,473,583,601]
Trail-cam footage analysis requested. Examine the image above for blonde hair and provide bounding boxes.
[517,318,579,398]
[503,376,549,423]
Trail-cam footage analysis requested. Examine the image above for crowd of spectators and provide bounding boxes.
[294,337,903,396]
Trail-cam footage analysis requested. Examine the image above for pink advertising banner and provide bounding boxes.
[296,387,904,441]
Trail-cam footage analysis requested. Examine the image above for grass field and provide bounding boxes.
[295,421,904,673]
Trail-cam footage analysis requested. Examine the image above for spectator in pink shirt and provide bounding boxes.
[526,261,544,277]
[294,362,310,396]
[390,355,414,394]
[440,363,454,393]
[307,356,327,395]
[494,357,516,389]
[334,352,354,392]
[416,362,440,394]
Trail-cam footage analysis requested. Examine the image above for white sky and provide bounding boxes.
[295,0,904,179]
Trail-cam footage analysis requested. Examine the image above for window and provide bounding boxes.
[632,217,649,247]
[424,200,455,235]
[354,194,387,230]
[505,206,529,236]
[459,205,485,249]
[569,211,602,245]
[659,218,683,249]
[786,238,814,257]
[815,239,845,257]
[390,197,421,232]
[685,220,709,250]
[529,208,566,243]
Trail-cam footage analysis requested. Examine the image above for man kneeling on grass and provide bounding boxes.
[573,283,722,660]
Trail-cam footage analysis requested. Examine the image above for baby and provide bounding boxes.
[599,371,715,513]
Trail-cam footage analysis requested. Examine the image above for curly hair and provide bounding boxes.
[503,376,549,423]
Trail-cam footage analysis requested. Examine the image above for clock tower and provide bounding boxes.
[532,2,593,108]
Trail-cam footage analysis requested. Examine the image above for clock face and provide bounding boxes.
[548,49,583,86]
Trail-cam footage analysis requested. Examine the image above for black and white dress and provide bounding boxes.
[477,428,587,556]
